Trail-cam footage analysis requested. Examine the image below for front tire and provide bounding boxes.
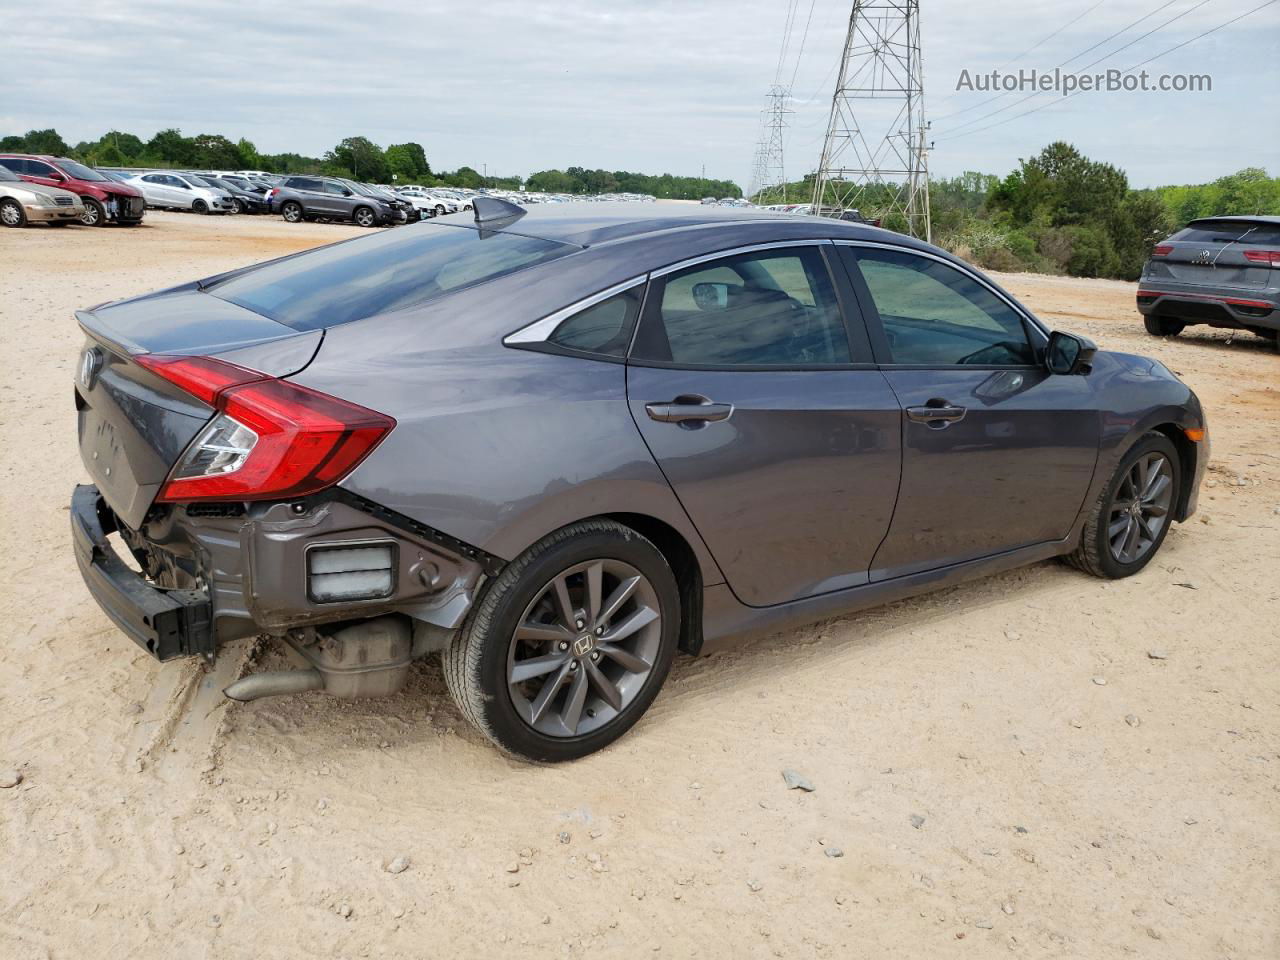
[192,199,209,214]
[231,198,245,215]
[353,205,377,228]
[281,201,304,223]
[0,199,27,227]
[80,198,106,227]
[1066,433,1180,579]
[1143,314,1184,337]
[444,520,680,762]
[435,204,445,217]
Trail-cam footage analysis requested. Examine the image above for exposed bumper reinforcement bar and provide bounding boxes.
[70,484,213,661]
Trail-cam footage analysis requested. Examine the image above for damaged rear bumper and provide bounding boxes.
[71,484,213,660]
[71,484,498,661]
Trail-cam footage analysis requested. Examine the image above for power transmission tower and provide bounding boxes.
[811,1,931,240]
[760,84,792,202]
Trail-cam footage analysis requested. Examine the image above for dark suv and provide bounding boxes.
[267,175,402,227]
[0,154,146,227]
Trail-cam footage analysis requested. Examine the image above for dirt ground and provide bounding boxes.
[1,211,1276,960]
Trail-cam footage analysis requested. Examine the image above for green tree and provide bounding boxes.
[145,128,196,166]
[325,136,389,182]
[191,133,246,169]
[20,128,71,155]
[385,142,431,182]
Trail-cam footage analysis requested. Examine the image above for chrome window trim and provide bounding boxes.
[502,275,648,345]
[648,238,831,279]
[830,238,1050,339]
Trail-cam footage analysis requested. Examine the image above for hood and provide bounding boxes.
[101,181,143,198]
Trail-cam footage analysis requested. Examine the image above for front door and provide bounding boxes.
[627,243,901,607]
[839,244,1101,580]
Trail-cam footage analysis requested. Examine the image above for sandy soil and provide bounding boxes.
[1,212,1277,959]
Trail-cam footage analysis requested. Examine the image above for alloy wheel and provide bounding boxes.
[0,201,22,226]
[80,200,101,226]
[507,559,662,738]
[355,207,375,227]
[282,203,302,223]
[1108,452,1173,563]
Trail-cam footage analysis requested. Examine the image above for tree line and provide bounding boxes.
[754,142,1279,281]
[0,128,742,200]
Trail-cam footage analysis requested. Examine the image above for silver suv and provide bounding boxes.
[268,175,399,228]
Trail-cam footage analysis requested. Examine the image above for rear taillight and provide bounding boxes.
[1243,249,1280,265]
[1151,244,1173,257]
[136,354,394,503]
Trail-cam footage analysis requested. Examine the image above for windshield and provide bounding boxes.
[209,223,575,331]
[55,159,108,181]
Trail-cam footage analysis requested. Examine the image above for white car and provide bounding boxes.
[126,171,235,214]
[396,186,461,217]
[0,164,84,227]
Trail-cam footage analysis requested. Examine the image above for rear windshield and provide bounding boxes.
[1174,221,1280,244]
[208,223,574,331]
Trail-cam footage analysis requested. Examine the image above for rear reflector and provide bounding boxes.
[1183,427,1205,443]
[1243,249,1280,265]
[140,354,395,503]
[307,542,396,602]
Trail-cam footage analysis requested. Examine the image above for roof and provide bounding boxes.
[1187,214,1280,226]
[455,201,832,247]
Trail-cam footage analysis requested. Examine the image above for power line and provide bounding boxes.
[787,0,821,91]
[937,0,1213,138]
[932,0,1108,116]
[935,0,1276,144]
[933,0,1183,127]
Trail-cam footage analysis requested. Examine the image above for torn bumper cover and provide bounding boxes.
[71,484,500,662]
[71,483,213,661]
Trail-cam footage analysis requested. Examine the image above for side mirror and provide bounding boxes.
[692,282,731,310]
[342,188,353,196]
[1045,331,1097,375]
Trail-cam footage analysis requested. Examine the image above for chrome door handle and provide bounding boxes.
[905,402,966,426]
[645,396,734,424]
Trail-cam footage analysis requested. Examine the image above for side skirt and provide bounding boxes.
[698,537,1074,655]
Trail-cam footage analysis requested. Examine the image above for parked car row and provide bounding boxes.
[0,154,146,227]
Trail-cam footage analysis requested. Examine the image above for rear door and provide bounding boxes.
[838,243,1100,580]
[626,242,901,607]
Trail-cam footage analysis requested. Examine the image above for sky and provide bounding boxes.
[3,0,1277,189]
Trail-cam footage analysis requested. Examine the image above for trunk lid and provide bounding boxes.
[75,287,321,528]
[1146,219,1280,289]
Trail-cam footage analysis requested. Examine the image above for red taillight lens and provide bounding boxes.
[1243,249,1280,265]
[1151,244,1173,257]
[135,354,266,405]
[141,354,395,503]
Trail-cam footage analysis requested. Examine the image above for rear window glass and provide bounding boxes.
[208,224,573,331]
[1174,221,1280,244]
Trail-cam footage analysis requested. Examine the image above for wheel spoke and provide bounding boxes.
[528,662,572,724]
[597,642,650,674]
[1108,516,1130,540]
[585,561,603,625]
[1121,516,1140,561]
[597,575,640,627]
[585,659,623,711]
[1143,472,1171,504]
[561,669,588,734]
[1144,501,1168,518]
[603,604,659,643]
[516,621,574,643]
[551,574,577,628]
[510,652,569,684]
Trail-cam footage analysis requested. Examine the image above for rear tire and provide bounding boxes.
[281,201,303,223]
[0,199,27,227]
[444,520,680,762]
[1066,433,1180,579]
[1144,314,1184,337]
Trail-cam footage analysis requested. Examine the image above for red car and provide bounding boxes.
[0,154,145,227]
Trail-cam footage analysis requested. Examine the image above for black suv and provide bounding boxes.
[268,176,404,227]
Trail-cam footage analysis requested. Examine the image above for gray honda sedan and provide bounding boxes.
[71,199,1208,761]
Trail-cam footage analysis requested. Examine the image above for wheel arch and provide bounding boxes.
[602,512,705,655]
[1151,422,1197,522]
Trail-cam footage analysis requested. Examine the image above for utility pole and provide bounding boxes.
[812,1,931,240]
